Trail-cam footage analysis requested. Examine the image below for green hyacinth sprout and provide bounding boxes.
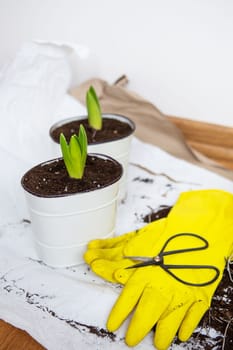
[86,86,102,130]
[60,124,87,179]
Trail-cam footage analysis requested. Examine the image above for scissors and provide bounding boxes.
[124,233,220,287]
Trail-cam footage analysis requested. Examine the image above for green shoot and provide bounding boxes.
[86,85,102,130]
[60,124,87,179]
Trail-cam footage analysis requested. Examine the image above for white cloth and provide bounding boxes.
[0,42,232,349]
[0,138,232,349]
[0,41,86,223]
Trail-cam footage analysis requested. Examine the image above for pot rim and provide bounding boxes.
[21,153,123,198]
[49,113,136,144]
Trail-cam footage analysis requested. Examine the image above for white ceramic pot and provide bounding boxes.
[49,113,135,201]
[21,154,122,268]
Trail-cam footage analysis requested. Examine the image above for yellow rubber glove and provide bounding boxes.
[84,218,167,283]
[85,189,233,350]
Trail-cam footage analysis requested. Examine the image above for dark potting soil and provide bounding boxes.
[143,206,233,350]
[21,155,122,197]
[50,118,134,144]
[143,205,173,222]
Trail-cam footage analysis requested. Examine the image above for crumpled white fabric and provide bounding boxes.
[0,41,86,223]
[0,138,232,350]
[0,40,87,164]
[0,42,233,350]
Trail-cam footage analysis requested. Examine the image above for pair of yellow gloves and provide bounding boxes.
[84,189,233,350]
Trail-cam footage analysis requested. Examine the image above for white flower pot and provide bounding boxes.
[49,113,135,201]
[21,155,122,268]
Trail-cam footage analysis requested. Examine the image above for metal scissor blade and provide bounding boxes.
[124,255,159,269]
[124,255,153,269]
[125,260,156,269]
[123,255,153,262]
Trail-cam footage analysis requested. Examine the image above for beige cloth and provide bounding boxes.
[70,76,233,181]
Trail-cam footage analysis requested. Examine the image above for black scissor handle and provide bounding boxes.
[160,232,209,257]
[162,264,220,286]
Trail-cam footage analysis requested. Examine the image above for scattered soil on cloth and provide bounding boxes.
[143,205,172,222]
[143,206,233,350]
[50,117,134,144]
[21,155,122,197]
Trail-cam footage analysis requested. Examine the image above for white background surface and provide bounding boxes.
[0,0,233,126]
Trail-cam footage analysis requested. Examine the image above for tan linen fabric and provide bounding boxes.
[70,76,233,181]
